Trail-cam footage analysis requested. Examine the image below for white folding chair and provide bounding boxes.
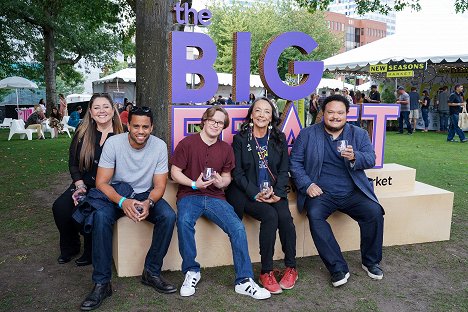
[0,118,13,128]
[8,119,35,141]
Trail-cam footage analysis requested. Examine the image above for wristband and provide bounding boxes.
[191,181,197,190]
[118,197,127,208]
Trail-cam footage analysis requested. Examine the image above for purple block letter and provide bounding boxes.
[170,31,218,103]
[233,32,251,102]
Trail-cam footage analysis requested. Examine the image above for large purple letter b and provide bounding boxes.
[170,32,218,103]
[259,32,323,101]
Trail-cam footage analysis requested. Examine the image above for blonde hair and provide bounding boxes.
[73,94,123,172]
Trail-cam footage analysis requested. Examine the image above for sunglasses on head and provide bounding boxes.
[131,106,151,113]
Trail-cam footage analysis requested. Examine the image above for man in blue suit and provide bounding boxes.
[290,94,384,287]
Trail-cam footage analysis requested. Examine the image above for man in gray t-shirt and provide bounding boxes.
[80,107,177,311]
[396,86,413,134]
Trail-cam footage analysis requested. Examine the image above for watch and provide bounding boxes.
[148,198,155,208]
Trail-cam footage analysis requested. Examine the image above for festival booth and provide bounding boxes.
[92,68,265,105]
[323,31,468,131]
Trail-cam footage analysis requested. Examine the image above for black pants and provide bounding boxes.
[243,198,296,272]
[52,184,91,258]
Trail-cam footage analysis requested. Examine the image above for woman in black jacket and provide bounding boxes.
[52,94,123,265]
[226,97,297,294]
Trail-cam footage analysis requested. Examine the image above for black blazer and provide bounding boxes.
[226,131,289,216]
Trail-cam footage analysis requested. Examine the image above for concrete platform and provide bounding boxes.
[112,164,454,277]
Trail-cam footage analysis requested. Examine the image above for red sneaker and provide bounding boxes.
[279,267,298,290]
[259,271,282,294]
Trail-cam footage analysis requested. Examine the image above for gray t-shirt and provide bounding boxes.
[438,90,449,112]
[399,92,410,112]
[99,133,168,194]
[409,91,420,110]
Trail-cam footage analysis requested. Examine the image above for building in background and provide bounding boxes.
[325,11,387,52]
[327,0,396,35]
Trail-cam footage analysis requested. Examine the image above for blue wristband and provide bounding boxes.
[191,181,197,190]
[118,197,127,208]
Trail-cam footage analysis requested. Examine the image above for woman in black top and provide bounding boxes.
[421,90,431,132]
[226,97,297,294]
[52,94,123,265]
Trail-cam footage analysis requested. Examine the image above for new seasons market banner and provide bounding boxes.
[370,61,427,78]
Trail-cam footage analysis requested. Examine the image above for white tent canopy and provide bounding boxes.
[93,68,264,88]
[66,93,92,103]
[316,78,354,90]
[323,32,468,72]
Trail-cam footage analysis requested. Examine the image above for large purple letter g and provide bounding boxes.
[259,32,323,101]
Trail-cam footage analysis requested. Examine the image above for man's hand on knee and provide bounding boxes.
[122,199,143,222]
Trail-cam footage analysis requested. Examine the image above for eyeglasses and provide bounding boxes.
[206,119,224,127]
[131,106,151,113]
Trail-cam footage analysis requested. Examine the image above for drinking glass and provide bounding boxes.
[337,140,348,153]
[260,180,271,194]
[203,167,214,181]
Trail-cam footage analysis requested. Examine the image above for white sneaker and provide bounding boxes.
[235,278,271,300]
[180,271,201,297]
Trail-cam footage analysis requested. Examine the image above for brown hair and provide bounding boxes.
[73,94,123,172]
[200,105,230,130]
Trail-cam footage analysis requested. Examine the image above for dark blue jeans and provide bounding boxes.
[305,191,384,274]
[447,113,466,141]
[439,112,449,131]
[92,192,176,284]
[421,109,429,129]
[398,111,412,133]
[176,195,253,284]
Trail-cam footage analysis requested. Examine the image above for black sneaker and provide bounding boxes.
[447,139,457,142]
[461,138,468,143]
[361,264,384,280]
[331,271,350,287]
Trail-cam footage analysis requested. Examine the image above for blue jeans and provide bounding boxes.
[398,111,412,133]
[305,191,384,274]
[447,113,466,141]
[92,192,176,284]
[439,112,449,131]
[421,109,429,128]
[176,195,253,284]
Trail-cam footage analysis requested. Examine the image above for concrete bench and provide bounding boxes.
[113,163,454,277]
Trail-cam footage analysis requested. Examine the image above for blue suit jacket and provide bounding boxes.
[289,122,379,212]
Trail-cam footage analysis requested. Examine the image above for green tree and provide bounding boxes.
[207,0,342,80]
[0,0,132,112]
[295,0,468,14]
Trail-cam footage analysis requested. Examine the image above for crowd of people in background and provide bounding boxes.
[307,83,467,143]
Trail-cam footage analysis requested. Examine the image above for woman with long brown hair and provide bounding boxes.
[52,94,123,266]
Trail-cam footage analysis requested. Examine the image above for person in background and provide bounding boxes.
[119,103,133,132]
[396,86,413,135]
[314,90,327,124]
[364,84,381,138]
[59,93,68,117]
[420,90,430,132]
[436,86,450,133]
[227,93,234,105]
[25,107,46,139]
[309,93,319,126]
[49,106,63,138]
[409,87,420,131]
[349,90,356,104]
[249,93,256,105]
[39,98,47,114]
[227,98,298,295]
[447,84,467,143]
[68,106,83,128]
[52,94,123,267]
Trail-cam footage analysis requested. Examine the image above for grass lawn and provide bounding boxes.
[0,128,466,312]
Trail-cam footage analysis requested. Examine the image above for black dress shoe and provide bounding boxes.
[141,269,177,294]
[57,250,79,264]
[80,283,112,311]
[75,254,92,266]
